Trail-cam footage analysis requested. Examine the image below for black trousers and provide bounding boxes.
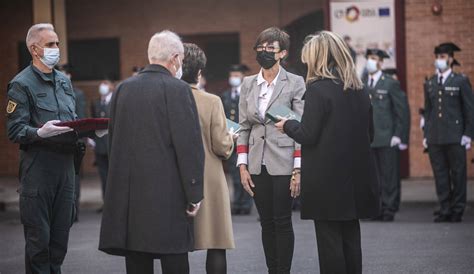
[125,251,189,274]
[95,153,109,199]
[314,220,362,274]
[252,166,294,274]
[19,150,75,274]
[227,153,252,211]
[373,147,399,216]
[428,144,467,216]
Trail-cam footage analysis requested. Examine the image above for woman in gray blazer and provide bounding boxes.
[236,27,305,274]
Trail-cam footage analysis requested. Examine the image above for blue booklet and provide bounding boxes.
[226,119,241,134]
[266,105,301,123]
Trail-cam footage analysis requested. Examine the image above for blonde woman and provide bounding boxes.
[181,43,235,274]
[276,31,380,274]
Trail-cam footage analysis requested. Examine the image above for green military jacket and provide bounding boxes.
[6,64,78,145]
[424,71,474,145]
[364,72,409,148]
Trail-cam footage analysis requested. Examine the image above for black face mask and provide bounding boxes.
[256,51,279,69]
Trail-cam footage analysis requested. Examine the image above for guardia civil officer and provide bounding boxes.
[220,64,253,215]
[423,42,474,223]
[6,23,104,274]
[363,49,409,222]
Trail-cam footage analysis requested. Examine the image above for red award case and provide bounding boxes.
[54,118,109,133]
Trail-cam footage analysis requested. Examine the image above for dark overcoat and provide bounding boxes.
[284,78,380,220]
[99,64,204,256]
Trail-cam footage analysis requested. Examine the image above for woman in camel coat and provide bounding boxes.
[182,43,235,274]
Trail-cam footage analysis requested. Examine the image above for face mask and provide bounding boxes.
[435,59,449,71]
[99,84,110,96]
[256,51,278,69]
[38,47,60,69]
[174,56,183,79]
[366,59,378,74]
[229,76,242,87]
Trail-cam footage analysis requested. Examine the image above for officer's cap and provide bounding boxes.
[365,48,390,59]
[434,42,461,55]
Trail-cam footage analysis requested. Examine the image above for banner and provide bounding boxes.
[330,0,396,75]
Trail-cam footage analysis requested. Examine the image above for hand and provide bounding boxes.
[423,138,428,149]
[95,129,108,138]
[87,138,96,148]
[239,165,255,197]
[37,120,73,138]
[461,135,471,150]
[186,202,201,217]
[229,128,240,142]
[274,116,288,133]
[419,117,425,129]
[398,143,408,151]
[390,136,401,147]
[290,170,301,198]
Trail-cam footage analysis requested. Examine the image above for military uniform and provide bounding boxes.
[365,71,408,219]
[424,71,474,220]
[91,96,111,198]
[6,64,79,273]
[221,87,253,214]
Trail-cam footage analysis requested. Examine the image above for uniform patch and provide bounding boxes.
[6,100,17,114]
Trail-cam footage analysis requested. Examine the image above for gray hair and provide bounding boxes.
[147,30,184,64]
[26,23,55,50]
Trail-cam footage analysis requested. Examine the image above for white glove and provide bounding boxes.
[229,128,240,141]
[186,201,201,217]
[37,120,73,138]
[420,117,425,129]
[87,138,96,148]
[398,143,408,151]
[461,135,471,150]
[390,136,402,147]
[423,138,428,149]
[95,129,109,138]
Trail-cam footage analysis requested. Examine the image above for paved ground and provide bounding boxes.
[1,178,474,273]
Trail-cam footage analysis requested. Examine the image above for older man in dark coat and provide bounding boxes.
[99,30,204,274]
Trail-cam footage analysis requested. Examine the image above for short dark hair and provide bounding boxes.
[254,27,290,52]
[182,43,207,84]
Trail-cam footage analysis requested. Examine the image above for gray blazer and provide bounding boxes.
[237,67,305,176]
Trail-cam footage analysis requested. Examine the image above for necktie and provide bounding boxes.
[439,76,443,85]
[370,78,374,88]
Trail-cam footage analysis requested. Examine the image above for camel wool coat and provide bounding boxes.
[190,85,235,250]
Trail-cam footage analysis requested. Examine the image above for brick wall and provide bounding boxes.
[405,0,474,177]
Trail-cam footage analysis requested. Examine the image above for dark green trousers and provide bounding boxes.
[428,144,467,216]
[373,147,399,216]
[19,149,75,274]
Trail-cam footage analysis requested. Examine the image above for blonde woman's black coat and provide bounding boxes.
[284,78,380,220]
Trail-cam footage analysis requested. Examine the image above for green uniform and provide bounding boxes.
[6,64,78,274]
[365,72,409,218]
[424,71,474,218]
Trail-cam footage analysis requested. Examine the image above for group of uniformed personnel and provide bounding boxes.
[364,43,473,223]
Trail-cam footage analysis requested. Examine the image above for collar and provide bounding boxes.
[437,68,452,80]
[30,63,55,83]
[233,85,241,94]
[140,64,172,76]
[257,66,281,86]
[369,70,383,84]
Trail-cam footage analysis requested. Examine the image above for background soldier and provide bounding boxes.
[220,64,253,215]
[423,42,474,223]
[57,63,87,222]
[7,23,79,273]
[363,49,409,222]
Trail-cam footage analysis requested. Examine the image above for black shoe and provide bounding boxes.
[368,215,383,221]
[434,215,451,223]
[382,215,394,222]
[450,214,463,223]
[231,208,241,215]
[433,209,440,216]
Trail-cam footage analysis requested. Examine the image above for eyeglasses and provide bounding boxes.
[254,45,280,53]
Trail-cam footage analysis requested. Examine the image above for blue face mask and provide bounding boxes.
[434,59,448,72]
[38,46,60,69]
[366,59,378,74]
